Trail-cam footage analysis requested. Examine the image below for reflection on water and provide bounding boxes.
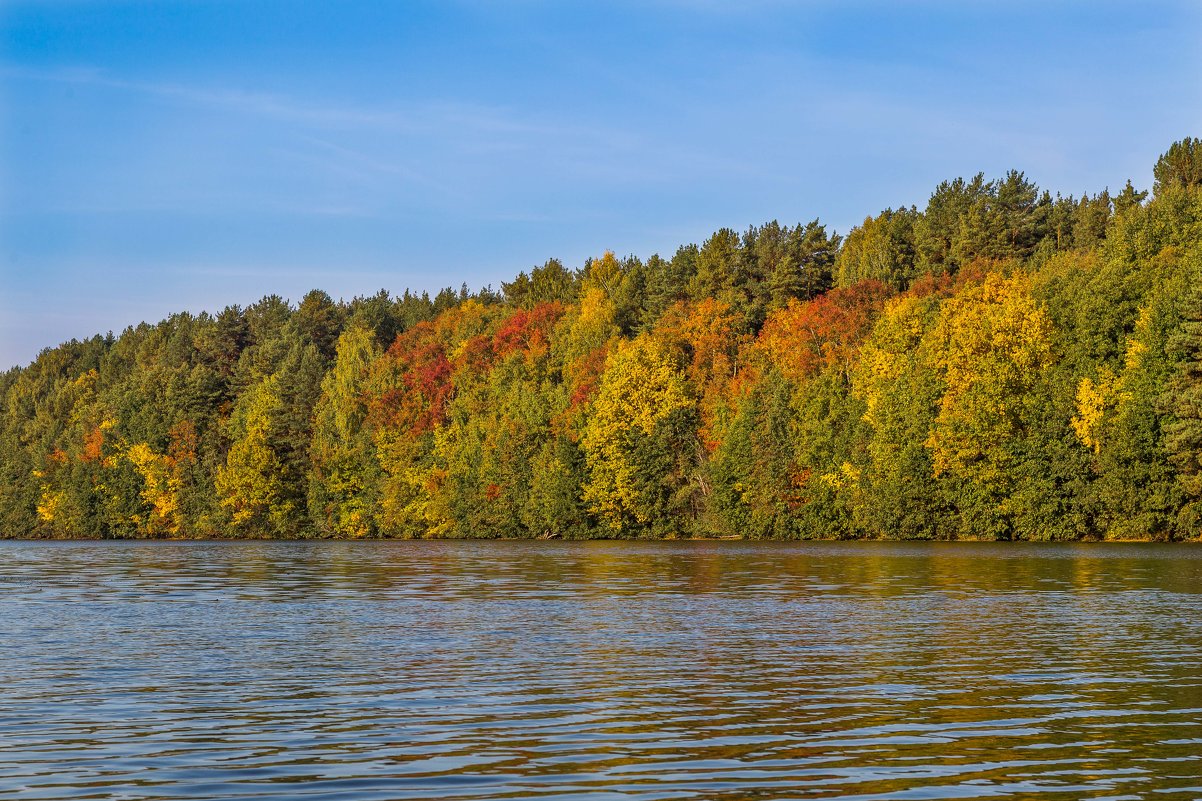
[2,541,1201,800]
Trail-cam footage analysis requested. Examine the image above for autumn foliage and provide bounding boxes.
[7,141,1202,540]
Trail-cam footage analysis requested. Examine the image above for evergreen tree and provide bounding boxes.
[3,140,1201,541]
[1164,276,1202,534]
[1112,180,1148,215]
[835,207,919,291]
[1154,137,1202,194]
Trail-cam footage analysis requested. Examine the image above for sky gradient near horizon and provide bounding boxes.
[2,0,1201,368]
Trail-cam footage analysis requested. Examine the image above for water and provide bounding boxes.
[2,541,1201,800]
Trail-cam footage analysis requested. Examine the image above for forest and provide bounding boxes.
[3,139,1201,541]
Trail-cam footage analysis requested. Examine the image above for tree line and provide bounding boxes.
[4,139,1201,540]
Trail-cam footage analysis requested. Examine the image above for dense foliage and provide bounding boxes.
[5,141,1202,540]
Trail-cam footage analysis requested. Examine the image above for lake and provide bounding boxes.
[2,540,1201,800]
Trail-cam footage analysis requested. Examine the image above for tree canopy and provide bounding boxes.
[5,140,1202,540]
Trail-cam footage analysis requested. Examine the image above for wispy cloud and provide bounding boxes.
[1,63,632,142]
[1,62,663,210]
[284,135,457,200]
[1,64,417,129]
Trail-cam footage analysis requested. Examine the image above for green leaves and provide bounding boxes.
[4,143,1202,541]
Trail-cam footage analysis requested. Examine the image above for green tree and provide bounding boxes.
[1164,273,1202,535]
[1154,137,1202,194]
[709,370,800,538]
[835,207,919,291]
[851,293,952,538]
[914,173,991,275]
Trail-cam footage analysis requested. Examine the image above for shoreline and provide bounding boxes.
[2,534,1197,544]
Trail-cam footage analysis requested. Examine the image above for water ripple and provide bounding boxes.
[2,541,1201,799]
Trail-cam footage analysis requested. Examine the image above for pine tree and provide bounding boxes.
[1154,138,1202,195]
[1112,179,1148,215]
[1164,279,1202,534]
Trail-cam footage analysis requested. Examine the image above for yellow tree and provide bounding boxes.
[309,323,381,537]
[923,272,1055,535]
[551,285,621,426]
[581,335,697,532]
[850,292,950,538]
[215,375,291,534]
[124,443,179,536]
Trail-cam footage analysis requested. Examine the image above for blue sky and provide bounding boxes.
[2,1,1200,368]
